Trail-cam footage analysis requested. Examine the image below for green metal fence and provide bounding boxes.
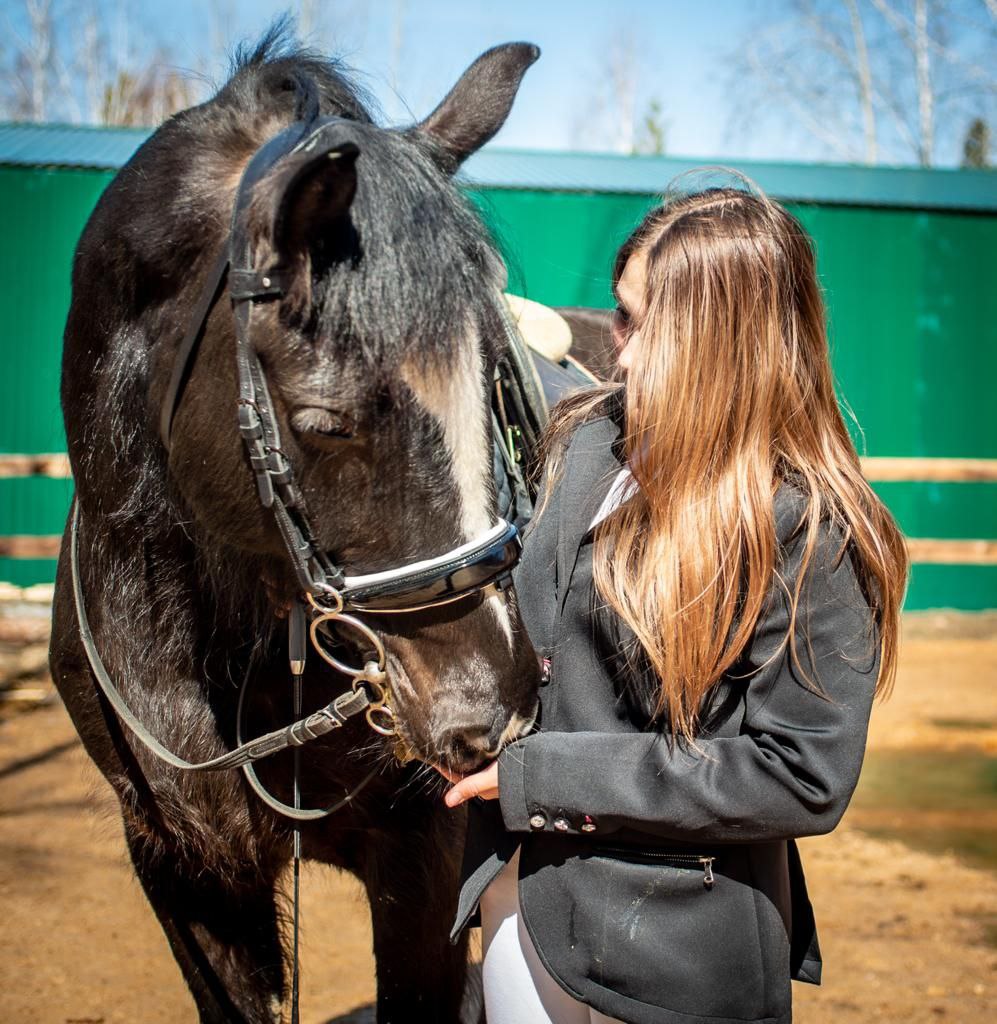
[2,127,995,609]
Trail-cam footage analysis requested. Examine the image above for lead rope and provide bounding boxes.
[70,502,373,773]
[289,600,307,1024]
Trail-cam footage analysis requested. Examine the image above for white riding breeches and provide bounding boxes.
[479,847,625,1024]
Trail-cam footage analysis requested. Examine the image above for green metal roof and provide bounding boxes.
[464,148,997,213]
[0,122,152,171]
[1,121,994,213]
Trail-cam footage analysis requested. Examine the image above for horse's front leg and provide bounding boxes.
[361,806,473,1024]
[123,809,288,1024]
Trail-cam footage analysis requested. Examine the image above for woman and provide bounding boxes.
[443,184,908,1024]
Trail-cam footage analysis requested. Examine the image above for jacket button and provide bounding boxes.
[553,817,571,832]
[529,812,547,830]
[581,815,597,833]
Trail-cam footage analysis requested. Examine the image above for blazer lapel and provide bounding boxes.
[556,415,625,608]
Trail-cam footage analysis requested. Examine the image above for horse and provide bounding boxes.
[555,306,618,381]
[48,28,541,1024]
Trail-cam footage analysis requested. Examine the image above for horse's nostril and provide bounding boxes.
[435,722,494,772]
[484,705,537,753]
[449,738,484,770]
[436,707,536,772]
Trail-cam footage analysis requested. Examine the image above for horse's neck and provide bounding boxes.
[86,517,279,685]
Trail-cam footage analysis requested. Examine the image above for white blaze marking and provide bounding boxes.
[401,332,491,541]
[401,331,515,652]
[488,592,515,653]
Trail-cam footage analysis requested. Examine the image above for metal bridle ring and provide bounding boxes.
[309,610,386,677]
[365,704,397,736]
[353,664,396,736]
[307,588,344,616]
[353,672,386,709]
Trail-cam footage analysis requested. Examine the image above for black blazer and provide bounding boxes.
[451,409,881,1024]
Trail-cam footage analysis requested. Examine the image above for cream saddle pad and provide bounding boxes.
[503,293,573,362]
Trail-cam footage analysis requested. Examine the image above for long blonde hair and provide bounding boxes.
[541,183,908,741]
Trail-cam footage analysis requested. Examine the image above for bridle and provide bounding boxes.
[71,101,523,819]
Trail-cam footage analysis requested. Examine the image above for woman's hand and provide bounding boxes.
[441,760,500,808]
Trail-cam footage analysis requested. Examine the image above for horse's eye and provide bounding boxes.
[290,407,355,441]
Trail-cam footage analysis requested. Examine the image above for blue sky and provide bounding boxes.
[135,0,816,161]
[6,0,995,165]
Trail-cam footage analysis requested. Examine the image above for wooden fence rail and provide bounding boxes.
[2,454,997,566]
[3,453,997,482]
[0,454,71,479]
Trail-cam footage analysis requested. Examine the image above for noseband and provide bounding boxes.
[71,108,522,820]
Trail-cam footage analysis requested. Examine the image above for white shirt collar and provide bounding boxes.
[588,467,636,532]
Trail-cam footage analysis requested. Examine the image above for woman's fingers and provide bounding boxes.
[443,761,500,807]
[444,779,473,808]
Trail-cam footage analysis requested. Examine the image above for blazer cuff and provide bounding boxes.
[497,740,533,831]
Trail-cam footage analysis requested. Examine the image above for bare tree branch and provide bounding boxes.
[572,26,643,153]
[729,0,996,167]
[846,0,877,161]
[876,73,921,157]
[793,0,883,160]
[0,0,208,125]
[744,38,860,160]
[82,2,102,122]
[25,0,53,120]
[870,0,997,90]
[913,0,934,164]
[299,0,318,40]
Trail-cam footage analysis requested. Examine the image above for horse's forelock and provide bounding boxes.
[299,125,504,364]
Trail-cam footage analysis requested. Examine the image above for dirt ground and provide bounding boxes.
[1,612,995,1024]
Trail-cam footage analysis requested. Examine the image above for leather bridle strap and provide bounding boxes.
[158,116,349,598]
[227,118,350,596]
[158,119,314,453]
[235,658,380,822]
[71,502,370,772]
[159,247,230,448]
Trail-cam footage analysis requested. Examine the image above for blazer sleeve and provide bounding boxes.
[497,508,881,844]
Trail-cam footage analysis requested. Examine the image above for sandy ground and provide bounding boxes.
[1,612,995,1024]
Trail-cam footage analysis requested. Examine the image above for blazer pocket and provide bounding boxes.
[587,845,717,888]
[569,844,771,1019]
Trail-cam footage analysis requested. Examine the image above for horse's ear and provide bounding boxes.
[270,139,359,262]
[415,42,540,173]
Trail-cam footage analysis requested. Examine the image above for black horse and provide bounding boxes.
[49,29,541,1024]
